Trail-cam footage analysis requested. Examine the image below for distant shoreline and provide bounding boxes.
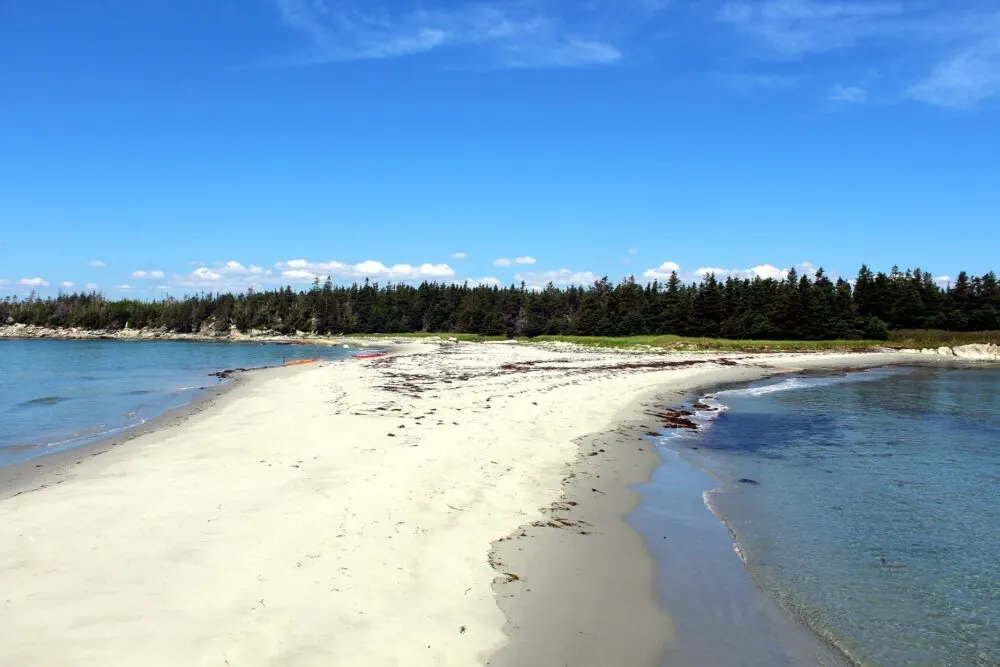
[3,323,999,361]
[0,323,367,347]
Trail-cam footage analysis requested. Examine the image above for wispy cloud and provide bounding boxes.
[60,281,75,288]
[86,260,106,268]
[450,251,467,260]
[717,0,906,57]
[717,1,1000,108]
[269,0,623,68]
[718,71,805,92]
[907,38,1000,108]
[829,83,867,103]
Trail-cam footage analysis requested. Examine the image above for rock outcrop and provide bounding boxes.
[952,343,1000,361]
[898,343,999,362]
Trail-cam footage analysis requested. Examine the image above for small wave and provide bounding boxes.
[703,489,750,565]
[125,389,155,396]
[718,371,883,399]
[18,395,70,407]
[646,398,728,443]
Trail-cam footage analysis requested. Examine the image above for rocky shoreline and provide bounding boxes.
[2,323,998,361]
[0,323,347,346]
[898,343,1000,361]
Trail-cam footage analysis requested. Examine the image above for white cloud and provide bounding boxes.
[829,84,868,102]
[907,38,1000,108]
[753,264,789,280]
[450,252,467,260]
[494,256,536,267]
[18,277,50,287]
[694,263,808,281]
[115,284,133,290]
[795,261,818,277]
[643,261,682,280]
[86,260,106,268]
[461,277,503,288]
[280,269,317,282]
[85,282,99,290]
[514,269,598,289]
[270,0,623,69]
[273,258,457,283]
[934,275,952,286]
[60,281,75,288]
[283,259,316,270]
[163,260,274,291]
[644,261,814,282]
[694,266,729,278]
[219,260,267,275]
[131,270,166,280]
[189,267,223,282]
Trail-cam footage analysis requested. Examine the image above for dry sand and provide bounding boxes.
[0,341,905,666]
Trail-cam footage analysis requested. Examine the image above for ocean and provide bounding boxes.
[634,365,1000,667]
[0,339,357,467]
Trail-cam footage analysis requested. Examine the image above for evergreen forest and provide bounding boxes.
[3,266,999,341]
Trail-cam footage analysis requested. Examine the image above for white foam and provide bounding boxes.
[704,489,749,564]
[717,370,886,399]
[648,370,886,448]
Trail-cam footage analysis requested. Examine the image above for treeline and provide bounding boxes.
[2,266,999,341]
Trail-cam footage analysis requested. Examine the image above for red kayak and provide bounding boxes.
[352,352,387,359]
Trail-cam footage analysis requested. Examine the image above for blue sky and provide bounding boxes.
[1,0,998,296]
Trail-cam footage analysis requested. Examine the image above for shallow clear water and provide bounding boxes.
[0,339,357,466]
[655,366,1000,666]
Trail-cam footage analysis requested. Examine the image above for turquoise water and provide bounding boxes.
[0,339,356,466]
[647,366,1000,666]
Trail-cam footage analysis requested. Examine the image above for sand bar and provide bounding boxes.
[0,341,906,666]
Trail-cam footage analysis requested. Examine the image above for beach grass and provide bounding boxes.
[353,330,999,352]
[524,335,890,352]
[888,329,1000,347]
[353,332,891,352]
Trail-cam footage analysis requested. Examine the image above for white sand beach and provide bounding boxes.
[0,341,905,666]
